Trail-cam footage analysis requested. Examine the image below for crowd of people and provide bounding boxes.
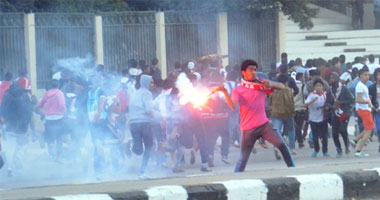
[0,53,379,180]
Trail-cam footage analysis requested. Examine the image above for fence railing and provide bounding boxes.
[0,11,278,90]
[0,13,26,80]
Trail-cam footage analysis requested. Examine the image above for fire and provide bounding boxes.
[179,87,211,108]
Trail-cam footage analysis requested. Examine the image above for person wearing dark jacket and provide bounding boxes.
[368,68,380,153]
[326,72,354,156]
[279,64,299,96]
[0,82,33,176]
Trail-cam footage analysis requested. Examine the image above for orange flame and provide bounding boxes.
[179,87,212,108]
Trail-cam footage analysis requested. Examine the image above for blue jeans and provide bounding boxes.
[271,117,296,149]
[374,113,380,144]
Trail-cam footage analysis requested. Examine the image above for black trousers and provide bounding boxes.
[310,121,328,153]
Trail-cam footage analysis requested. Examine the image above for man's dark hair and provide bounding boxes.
[339,54,346,63]
[96,64,104,72]
[295,58,302,66]
[128,59,138,68]
[305,59,313,68]
[50,79,60,89]
[354,57,360,63]
[296,72,304,81]
[162,78,174,90]
[309,69,321,77]
[359,66,369,76]
[18,68,27,77]
[288,60,295,69]
[277,74,288,84]
[4,72,12,81]
[227,70,238,81]
[332,57,340,66]
[374,68,380,81]
[281,52,288,59]
[313,78,324,87]
[151,58,159,66]
[369,54,375,63]
[174,61,181,69]
[241,60,258,72]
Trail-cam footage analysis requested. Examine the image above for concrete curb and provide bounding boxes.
[34,168,380,200]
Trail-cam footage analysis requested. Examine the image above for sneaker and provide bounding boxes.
[336,152,343,158]
[312,152,318,158]
[291,149,296,155]
[200,164,212,172]
[355,151,369,157]
[190,150,195,165]
[260,140,268,149]
[221,156,230,164]
[138,173,150,180]
[323,153,330,157]
[350,139,357,148]
[274,149,282,160]
[208,157,215,168]
[172,167,184,173]
[298,143,305,149]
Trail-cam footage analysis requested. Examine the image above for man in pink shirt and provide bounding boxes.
[38,80,66,161]
[217,59,295,172]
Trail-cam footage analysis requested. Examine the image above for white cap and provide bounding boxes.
[188,62,195,70]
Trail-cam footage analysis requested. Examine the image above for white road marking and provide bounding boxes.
[217,179,268,200]
[289,174,343,200]
[52,194,113,200]
[145,185,188,200]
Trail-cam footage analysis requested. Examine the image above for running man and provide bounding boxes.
[216,59,295,172]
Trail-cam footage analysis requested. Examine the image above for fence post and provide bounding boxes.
[94,15,104,65]
[277,11,287,61]
[155,12,167,79]
[217,12,229,67]
[24,13,37,95]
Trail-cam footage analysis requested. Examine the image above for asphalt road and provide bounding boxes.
[1,117,380,200]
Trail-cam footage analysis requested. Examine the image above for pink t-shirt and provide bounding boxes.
[232,85,269,131]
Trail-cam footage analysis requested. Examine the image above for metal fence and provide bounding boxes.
[102,12,156,72]
[165,11,218,73]
[0,13,26,80]
[228,11,277,72]
[35,13,94,89]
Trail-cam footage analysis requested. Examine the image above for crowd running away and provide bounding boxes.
[0,53,380,180]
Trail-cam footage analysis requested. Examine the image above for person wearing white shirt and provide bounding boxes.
[367,54,380,75]
[352,57,367,71]
[351,67,375,157]
[304,78,329,157]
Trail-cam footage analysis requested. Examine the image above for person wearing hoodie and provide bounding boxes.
[38,80,66,161]
[368,68,380,153]
[127,74,155,179]
[0,82,33,176]
[326,72,354,157]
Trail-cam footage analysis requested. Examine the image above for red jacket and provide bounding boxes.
[0,81,12,105]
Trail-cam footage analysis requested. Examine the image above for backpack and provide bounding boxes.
[87,87,106,122]
[270,87,295,119]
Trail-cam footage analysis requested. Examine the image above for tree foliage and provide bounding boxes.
[0,0,318,29]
